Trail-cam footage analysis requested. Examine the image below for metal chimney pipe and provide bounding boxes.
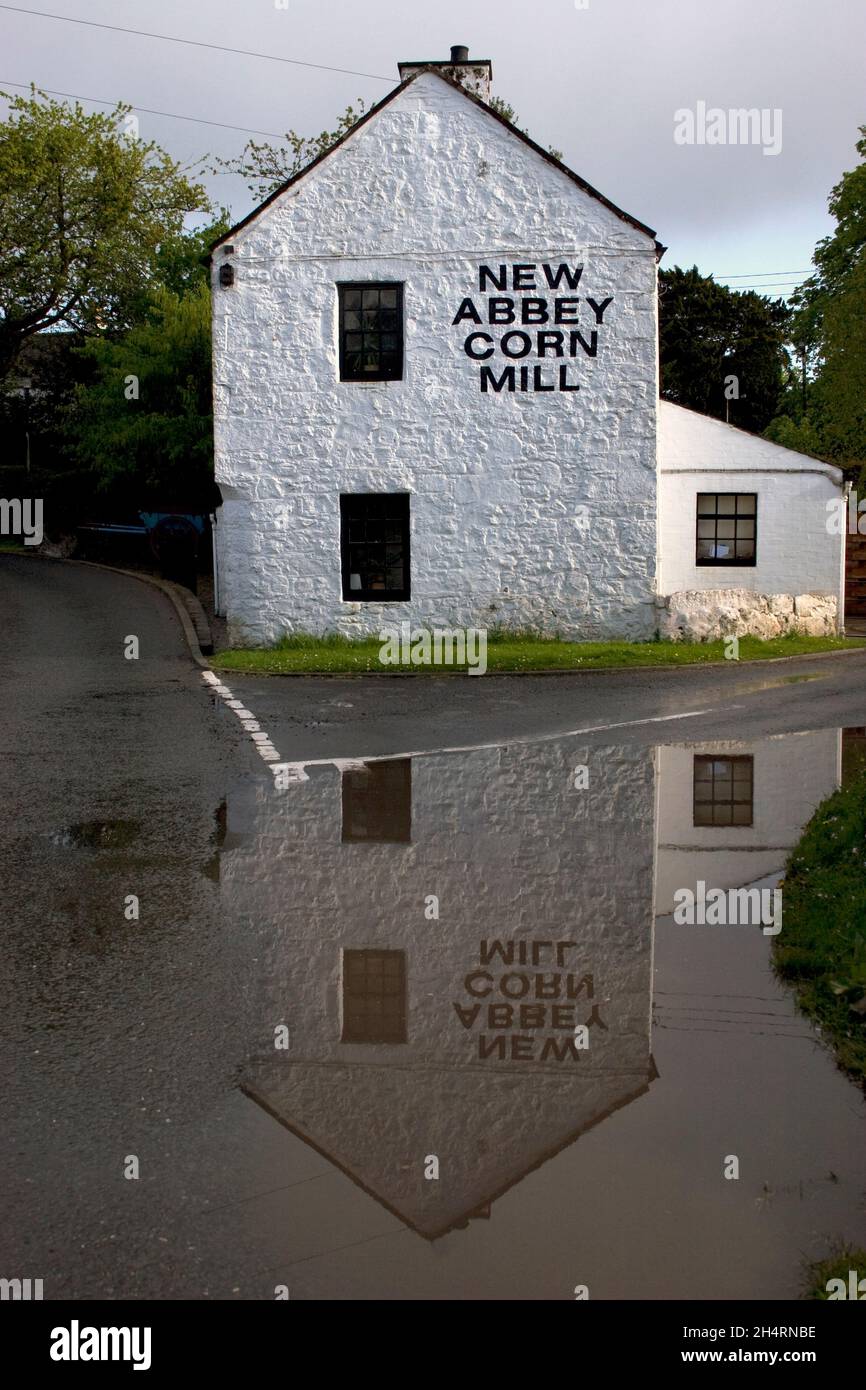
[450,45,470,62]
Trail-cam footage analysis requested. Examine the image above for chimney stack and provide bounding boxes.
[398,46,492,103]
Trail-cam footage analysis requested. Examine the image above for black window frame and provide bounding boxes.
[340,493,410,602]
[338,282,404,382]
[693,754,754,828]
[341,949,407,1044]
[695,492,757,567]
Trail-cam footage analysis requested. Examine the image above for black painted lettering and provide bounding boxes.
[554,297,581,323]
[479,264,507,291]
[480,365,515,392]
[559,365,580,391]
[521,298,549,324]
[570,330,598,357]
[501,331,532,359]
[452,297,482,325]
[512,263,537,289]
[586,296,613,324]
[543,263,583,290]
[537,331,564,357]
[464,332,494,359]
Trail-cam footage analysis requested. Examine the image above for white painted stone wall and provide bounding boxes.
[657,402,845,638]
[212,70,659,645]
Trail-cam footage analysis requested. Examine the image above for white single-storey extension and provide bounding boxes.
[210,46,846,645]
[658,402,845,638]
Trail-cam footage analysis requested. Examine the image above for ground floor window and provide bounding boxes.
[696,492,757,565]
[340,493,410,600]
[341,949,407,1043]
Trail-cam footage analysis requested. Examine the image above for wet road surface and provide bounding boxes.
[2,555,865,1299]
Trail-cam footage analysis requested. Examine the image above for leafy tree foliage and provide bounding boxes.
[768,127,866,480]
[659,266,790,432]
[69,283,217,513]
[0,87,212,376]
[217,101,369,201]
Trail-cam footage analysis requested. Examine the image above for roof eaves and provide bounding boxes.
[209,64,659,257]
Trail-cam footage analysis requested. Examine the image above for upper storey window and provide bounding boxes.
[338,283,404,381]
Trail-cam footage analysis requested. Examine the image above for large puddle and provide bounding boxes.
[207,725,866,1299]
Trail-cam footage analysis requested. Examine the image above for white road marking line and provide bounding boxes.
[267,703,746,781]
[201,672,285,765]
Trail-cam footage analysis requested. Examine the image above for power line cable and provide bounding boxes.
[0,77,287,137]
[0,5,393,82]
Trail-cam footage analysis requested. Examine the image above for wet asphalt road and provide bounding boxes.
[0,556,263,1298]
[2,554,865,1300]
[223,635,866,767]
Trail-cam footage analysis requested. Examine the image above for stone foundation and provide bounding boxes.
[659,589,839,642]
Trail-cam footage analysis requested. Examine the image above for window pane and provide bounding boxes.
[737,495,757,513]
[697,539,717,560]
[341,494,409,599]
[340,284,403,381]
[717,519,736,538]
[717,495,736,514]
[737,519,755,538]
[735,540,755,559]
[697,494,716,514]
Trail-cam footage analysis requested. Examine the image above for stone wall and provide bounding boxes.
[659,588,839,641]
[212,70,659,645]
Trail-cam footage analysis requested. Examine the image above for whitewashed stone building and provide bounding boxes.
[210,47,846,645]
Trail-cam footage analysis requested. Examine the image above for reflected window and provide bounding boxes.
[342,759,411,842]
[696,493,757,565]
[693,754,754,826]
[342,949,407,1043]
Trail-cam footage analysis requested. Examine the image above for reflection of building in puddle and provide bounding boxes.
[223,743,657,1238]
[655,729,841,915]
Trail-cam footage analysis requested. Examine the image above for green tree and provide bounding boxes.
[69,282,216,512]
[0,87,211,376]
[218,101,369,201]
[489,94,563,161]
[786,127,866,474]
[659,266,790,432]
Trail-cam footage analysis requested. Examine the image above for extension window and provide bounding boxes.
[696,493,757,565]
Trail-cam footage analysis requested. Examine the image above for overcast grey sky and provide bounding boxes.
[2,0,864,297]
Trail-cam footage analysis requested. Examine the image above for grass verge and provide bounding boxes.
[773,772,866,1088]
[802,1243,866,1298]
[213,630,865,676]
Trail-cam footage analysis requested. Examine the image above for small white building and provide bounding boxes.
[210,47,845,645]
